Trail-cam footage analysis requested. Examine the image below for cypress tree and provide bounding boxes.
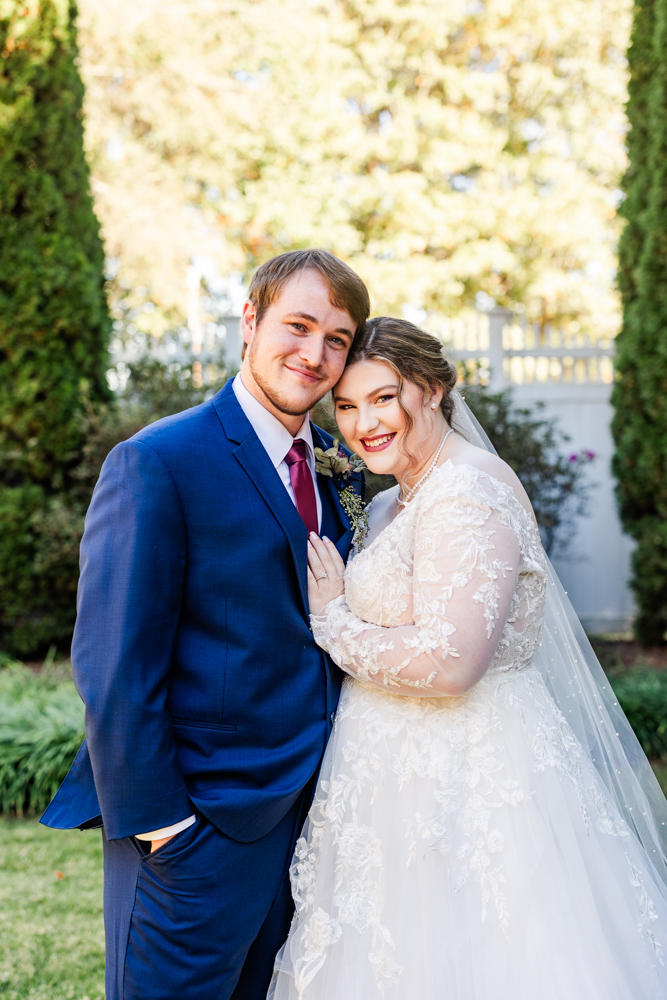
[612,0,667,645]
[0,0,110,655]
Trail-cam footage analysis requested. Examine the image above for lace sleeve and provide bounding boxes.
[310,491,521,697]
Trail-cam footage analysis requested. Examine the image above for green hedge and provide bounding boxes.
[0,355,223,658]
[610,670,667,761]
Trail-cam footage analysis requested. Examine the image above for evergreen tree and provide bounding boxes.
[0,0,110,655]
[612,0,667,645]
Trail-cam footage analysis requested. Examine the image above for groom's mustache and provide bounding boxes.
[283,362,325,382]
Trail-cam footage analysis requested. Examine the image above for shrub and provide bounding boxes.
[610,670,667,761]
[0,356,223,658]
[0,658,84,816]
[462,385,594,555]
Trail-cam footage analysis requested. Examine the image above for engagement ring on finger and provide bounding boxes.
[318,573,327,580]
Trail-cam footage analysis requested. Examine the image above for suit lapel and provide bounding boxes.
[213,381,310,612]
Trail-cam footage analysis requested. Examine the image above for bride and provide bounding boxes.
[269,316,667,999]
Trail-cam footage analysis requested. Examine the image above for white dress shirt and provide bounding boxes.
[136,373,322,841]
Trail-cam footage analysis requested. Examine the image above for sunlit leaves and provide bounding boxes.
[77,0,630,332]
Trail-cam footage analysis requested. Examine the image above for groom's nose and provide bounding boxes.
[296,332,326,370]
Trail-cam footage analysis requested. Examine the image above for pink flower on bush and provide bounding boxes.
[569,449,596,464]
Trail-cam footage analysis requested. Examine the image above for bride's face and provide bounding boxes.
[333,360,443,478]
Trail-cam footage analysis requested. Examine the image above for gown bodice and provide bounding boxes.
[313,460,547,695]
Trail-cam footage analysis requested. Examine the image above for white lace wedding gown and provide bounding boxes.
[269,460,667,1000]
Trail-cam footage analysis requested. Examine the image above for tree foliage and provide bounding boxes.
[0,0,110,485]
[612,0,667,645]
[77,0,630,337]
[0,0,110,655]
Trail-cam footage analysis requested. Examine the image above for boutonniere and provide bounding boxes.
[314,439,369,548]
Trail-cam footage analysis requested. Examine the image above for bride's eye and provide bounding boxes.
[375,394,395,404]
[336,403,354,411]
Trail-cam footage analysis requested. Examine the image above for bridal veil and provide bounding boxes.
[452,388,667,885]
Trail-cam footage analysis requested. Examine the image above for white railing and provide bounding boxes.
[441,306,615,390]
[110,306,615,392]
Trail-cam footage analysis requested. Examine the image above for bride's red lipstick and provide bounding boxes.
[359,432,397,452]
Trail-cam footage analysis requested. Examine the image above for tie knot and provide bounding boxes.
[285,439,308,466]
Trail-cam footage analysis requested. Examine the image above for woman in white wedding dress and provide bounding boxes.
[269,317,667,1000]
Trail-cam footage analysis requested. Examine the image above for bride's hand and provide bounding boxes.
[307,533,346,616]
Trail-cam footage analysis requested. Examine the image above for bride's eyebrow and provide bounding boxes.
[334,384,398,403]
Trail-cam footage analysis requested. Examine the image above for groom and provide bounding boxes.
[41,250,370,1000]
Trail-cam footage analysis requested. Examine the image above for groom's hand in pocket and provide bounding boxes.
[150,835,176,853]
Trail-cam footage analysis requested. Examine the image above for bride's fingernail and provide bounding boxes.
[322,536,330,542]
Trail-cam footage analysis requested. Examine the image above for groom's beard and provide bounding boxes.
[248,354,328,417]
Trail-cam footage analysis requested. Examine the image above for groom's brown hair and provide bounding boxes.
[248,250,370,339]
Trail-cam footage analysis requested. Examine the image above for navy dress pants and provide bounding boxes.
[102,793,309,1000]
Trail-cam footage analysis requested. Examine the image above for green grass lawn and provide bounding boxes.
[0,819,104,1000]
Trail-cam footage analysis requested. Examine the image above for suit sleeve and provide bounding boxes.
[72,438,192,840]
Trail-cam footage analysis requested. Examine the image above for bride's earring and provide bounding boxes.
[431,403,437,409]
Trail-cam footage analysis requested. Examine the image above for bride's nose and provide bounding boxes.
[355,405,380,435]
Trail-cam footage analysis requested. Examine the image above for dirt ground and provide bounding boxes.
[590,636,667,674]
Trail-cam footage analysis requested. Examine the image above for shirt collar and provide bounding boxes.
[232,373,315,469]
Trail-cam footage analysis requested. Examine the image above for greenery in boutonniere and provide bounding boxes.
[314,440,369,548]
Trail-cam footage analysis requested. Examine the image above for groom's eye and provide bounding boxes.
[328,336,346,348]
[290,322,307,332]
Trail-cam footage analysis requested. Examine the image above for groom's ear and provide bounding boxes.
[241,299,257,360]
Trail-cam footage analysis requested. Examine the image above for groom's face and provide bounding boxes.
[241,270,356,423]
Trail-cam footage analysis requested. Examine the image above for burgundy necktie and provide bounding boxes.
[284,439,319,537]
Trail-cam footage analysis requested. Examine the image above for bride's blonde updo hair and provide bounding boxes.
[345,316,459,440]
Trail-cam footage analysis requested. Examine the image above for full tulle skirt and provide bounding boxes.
[269,669,667,999]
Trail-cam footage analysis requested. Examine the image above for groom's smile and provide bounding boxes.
[240,269,357,435]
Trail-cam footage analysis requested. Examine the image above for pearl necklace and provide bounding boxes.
[397,428,454,506]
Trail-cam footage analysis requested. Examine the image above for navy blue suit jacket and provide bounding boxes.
[41,380,360,843]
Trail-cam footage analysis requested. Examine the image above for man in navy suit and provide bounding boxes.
[41,250,370,1000]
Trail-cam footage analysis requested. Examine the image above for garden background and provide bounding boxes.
[2,0,667,996]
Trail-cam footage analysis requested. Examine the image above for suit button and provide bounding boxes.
[329,712,336,725]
